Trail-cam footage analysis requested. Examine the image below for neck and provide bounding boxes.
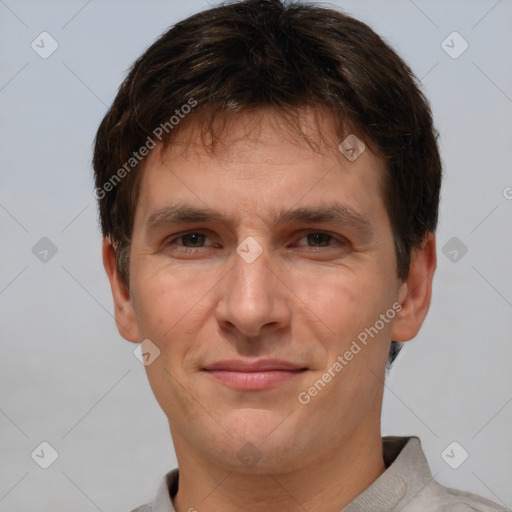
[172,425,386,512]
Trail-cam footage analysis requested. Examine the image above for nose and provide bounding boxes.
[214,244,291,339]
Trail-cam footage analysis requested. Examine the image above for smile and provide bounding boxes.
[202,359,308,390]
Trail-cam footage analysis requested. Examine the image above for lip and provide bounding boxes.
[203,359,308,390]
[204,359,306,372]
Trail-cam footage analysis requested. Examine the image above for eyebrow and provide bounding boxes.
[145,202,374,237]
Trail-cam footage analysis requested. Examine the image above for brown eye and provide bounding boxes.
[306,233,332,247]
[179,233,206,247]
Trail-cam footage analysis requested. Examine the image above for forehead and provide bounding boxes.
[158,107,369,164]
[133,108,388,230]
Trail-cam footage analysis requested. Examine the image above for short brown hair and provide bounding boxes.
[93,0,442,365]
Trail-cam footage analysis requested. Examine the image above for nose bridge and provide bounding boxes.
[215,241,289,337]
[231,245,273,314]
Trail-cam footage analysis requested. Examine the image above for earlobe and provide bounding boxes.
[102,238,140,343]
[391,233,437,342]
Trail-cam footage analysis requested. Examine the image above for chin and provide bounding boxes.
[217,438,307,475]
[209,410,311,472]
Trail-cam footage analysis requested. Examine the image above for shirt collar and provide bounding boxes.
[342,436,429,511]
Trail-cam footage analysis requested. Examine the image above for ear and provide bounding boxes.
[102,238,140,343]
[391,233,436,342]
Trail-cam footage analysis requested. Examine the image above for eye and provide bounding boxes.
[295,231,344,248]
[165,231,214,253]
[175,232,207,247]
[304,232,332,247]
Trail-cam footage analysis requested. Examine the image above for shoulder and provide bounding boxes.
[390,437,511,512]
[405,480,510,512]
[383,437,509,512]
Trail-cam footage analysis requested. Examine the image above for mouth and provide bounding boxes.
[202,359,308,391]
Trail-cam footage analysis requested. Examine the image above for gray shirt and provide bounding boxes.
[132,436,509,512]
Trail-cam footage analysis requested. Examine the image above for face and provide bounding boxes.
[106,109,432,474]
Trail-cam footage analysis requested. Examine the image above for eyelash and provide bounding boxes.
[165,231,346,253]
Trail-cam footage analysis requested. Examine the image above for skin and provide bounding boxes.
[103,108,436,512]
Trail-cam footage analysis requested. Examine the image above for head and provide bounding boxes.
[95,0,440,474]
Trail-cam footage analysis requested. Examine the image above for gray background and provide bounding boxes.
[1,0,511,510]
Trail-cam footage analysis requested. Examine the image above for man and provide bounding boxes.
[93,1,507,511]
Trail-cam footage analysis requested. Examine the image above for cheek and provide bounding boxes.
[295,264,389,341]
[130,263,221,382]
[131,260,209,336]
